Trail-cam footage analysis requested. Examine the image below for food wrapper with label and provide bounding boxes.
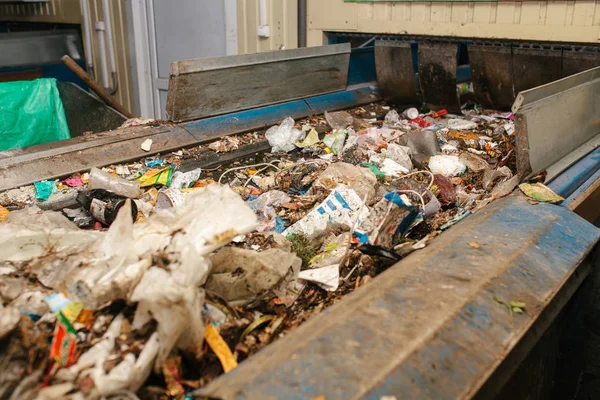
[355,191,422,249]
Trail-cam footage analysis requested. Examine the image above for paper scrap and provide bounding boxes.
[44,293,70,313]
[295,128,320,148]
[141,139,153,152]
[63,177,84,187]
[298,265,340,291]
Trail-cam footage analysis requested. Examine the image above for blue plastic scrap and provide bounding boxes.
[34,180,57,201]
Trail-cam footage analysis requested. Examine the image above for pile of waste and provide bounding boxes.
[0,104,563,399]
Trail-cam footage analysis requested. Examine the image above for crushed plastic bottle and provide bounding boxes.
[88,167,141,199]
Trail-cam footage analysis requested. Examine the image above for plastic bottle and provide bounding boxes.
[87,167,141,199]
[76,189,138,226]
[402,107,419,120]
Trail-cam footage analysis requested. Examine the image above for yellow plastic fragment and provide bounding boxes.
[0,205,8,222]
[204,324,238,373]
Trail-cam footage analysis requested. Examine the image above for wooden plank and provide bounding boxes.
[166,44,351,122]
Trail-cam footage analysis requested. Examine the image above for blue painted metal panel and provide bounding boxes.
[561,168,600,208]
[196,194,600,400]
[182,85,380,141]
[547,147,600,199]
[327,35,377,85]
[347,47,377,86]
[0,62,88,90]
[305,85,379,114]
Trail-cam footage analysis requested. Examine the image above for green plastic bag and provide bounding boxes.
[0,78,70,151]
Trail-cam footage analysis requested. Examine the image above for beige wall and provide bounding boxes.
[307,1,600,45]
[237,0,298,54]
[0,0,80,23]
[0,0,134,114]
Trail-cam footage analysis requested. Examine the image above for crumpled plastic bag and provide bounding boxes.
[383,143,413,171]
[247,190,291,232]
[0,185,258,382]
[295,128,320,148]
[206,247,301,306]
[170,168,202,189]
[265,117,305,152]
[6,205,78,230]
[401,130,439,167]
[429,155,467,177]
[459,152,489,172]
[355,127,404,152]
[384,110,401,126]
[379,158,409,177]
[309,232,352,270]
[490,175,520,199]
[483,166,513,190]
[131,266,205,370]
[59,314,160,396]
[298,265,340,291]
[322,130,347,155]
[314,162,377,203]
[447,118,477,130]
[355,192,421,248]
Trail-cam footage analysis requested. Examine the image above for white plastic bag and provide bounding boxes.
[429,155,467,177]
[298,264,340,292]
[380,158,409,177]
[383,143,413,171]
[265,117,305,152]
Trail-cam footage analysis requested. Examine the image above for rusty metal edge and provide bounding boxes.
[170,43,351,75]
